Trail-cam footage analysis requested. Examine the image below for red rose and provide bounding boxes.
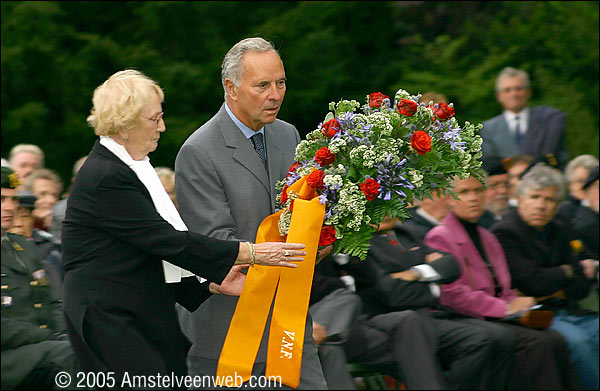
[288,161,301,174]
[315,147,336,166]
[319,225,337,246]
[360,178,381,201]
[396,99,418,116]
[430,102,455,120]
[368,92,389,108]
[321,118,341,138]
[411,130,432,155]
[280,185,288,204]
[306,169,325,189]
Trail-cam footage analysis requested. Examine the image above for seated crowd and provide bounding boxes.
[2,137,598,390]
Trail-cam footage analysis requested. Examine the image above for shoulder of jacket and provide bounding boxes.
[531,105,566,117]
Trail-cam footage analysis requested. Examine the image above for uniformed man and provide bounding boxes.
[1,166,74,389]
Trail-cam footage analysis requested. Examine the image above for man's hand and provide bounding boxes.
[580,259,598,280]
[390,269,420,281]
[425,252,443,263]
[312,322,328,346]
[209,264,249,296]
[316,245,333,265]
[507,296,536,315]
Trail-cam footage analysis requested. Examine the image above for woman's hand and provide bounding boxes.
[236,241,306,268]
[253,242,306,268]
[209,264,249,296]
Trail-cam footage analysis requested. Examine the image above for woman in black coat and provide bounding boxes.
[62,70,305,386]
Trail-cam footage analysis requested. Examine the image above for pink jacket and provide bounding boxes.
[424,213,519,319]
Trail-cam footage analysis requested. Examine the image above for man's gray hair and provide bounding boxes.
[564,154,599,183]
[495,67,530,92]
[517,163,565,201]
[221,37,278,100]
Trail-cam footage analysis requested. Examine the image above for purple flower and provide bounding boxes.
[375,156,415,200]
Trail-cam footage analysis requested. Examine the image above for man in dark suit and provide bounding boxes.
[175,37,327,388]
[481,67,568,168]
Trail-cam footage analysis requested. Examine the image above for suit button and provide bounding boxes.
[39,324,48,329]
[30,281,39,286]
[34,303,43,308]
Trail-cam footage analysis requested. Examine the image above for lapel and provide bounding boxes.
[2,237,31,274]
[91,140,154,202]
[216,105,272,198]
[265,124,283,206]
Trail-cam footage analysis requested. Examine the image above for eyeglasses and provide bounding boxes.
[141,112,164,125]
[499,86,528,93]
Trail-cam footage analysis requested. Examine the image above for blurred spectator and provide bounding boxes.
[23,168,63,232]
[155,166,178,210]
[8,144,44,181]
[573,166,599,261]
[481,67,568,168]
[504,154,533,206]
[491,164,598,390]
[418,91,448,105]
[425,175,580,390]
[480,156,510,228]
[398,191,452,242]
[557,154,599,224]
[49,155,87,246]
[0,158,10,167]
[1,166,74,389]
[9,190,63,298]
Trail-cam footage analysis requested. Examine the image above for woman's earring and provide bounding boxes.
[123,134,128,140]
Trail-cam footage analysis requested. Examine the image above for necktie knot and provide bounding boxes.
[250,132,267,170]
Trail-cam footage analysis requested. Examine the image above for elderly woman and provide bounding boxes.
[491,163,599,390]
[62,70,305,383]
[556,154,599,223]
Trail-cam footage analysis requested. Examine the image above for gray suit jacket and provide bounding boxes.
[480,105,568,168]
[174,104,301,365]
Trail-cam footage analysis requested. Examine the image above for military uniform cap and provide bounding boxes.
[17,190,37,209]
[519,153,560,179]
[481,156,507,176]
[1,166,21,189]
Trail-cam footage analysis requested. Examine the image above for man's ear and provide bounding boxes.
[225,79,237,100]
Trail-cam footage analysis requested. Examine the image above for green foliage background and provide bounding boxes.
[2,1,598,186]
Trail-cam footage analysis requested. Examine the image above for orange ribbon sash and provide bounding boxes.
[216,176,325,388]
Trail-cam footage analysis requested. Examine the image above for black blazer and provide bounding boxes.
[359,231,460,316]
[490,208,590,310]
[61,140,238,380]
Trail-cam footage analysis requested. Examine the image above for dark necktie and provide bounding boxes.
[250,132,267,170]
[514,116,522,146]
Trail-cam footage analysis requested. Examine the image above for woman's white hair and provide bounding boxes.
[564,154,599,183]
[87,69,164,137]
[221,37,278,100]
[517,163,565,201]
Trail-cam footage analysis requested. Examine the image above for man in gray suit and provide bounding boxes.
[480,67,568,169]
[175,37,328,389]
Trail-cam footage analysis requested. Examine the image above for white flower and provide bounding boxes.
[328,138,347,154]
